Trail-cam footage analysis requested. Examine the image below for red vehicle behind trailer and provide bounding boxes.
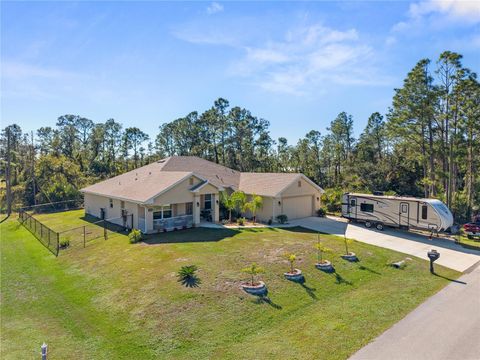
[464,221,480,239]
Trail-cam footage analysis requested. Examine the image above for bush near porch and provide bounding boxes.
[1,212,459,360]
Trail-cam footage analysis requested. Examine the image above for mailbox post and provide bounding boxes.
[427,249,440,274]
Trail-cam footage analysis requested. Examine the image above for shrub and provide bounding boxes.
[276,214,288,224]
[241,263,265,286]
[316,208,327,217]
[59,238,70,248]
[128,228,143,244]
[237,217,245,226]
[321,188,343,213]
[177,265,201,287]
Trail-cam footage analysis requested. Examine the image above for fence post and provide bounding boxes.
[41,343,48,360]
[104,219,107,240]
[83,226,86,248]
[130,214,134,231]
[56,232,60,256]
[48,229,51,247]
[40,223,43,238]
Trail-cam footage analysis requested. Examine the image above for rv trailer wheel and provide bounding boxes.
[376,223,384,231]
[365,221,372,228]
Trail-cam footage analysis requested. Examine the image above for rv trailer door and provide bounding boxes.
[399,202,409,228]
[349,197,357,220]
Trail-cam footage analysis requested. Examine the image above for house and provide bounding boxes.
[80,156,324,233]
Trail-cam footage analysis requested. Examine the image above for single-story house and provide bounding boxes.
[80,156,324,233]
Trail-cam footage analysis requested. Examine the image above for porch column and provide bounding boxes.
[213,193,220,223]
[193,194,201,226]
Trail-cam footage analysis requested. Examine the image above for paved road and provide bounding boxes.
[349,263,480,360]
[289,216,480,272]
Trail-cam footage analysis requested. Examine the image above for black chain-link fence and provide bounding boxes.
[18,210,59,256]
[18,202,134,255]
[58,214,133,250]
[19,199,83,214]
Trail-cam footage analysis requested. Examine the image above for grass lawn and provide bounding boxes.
[1,211,461,359]
[457,234,480,249]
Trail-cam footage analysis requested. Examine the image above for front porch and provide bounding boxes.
[138,193,220,233]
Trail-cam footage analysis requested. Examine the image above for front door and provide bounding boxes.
[100,208,106,220]
[399,202,409,227]
[349,197,357,220]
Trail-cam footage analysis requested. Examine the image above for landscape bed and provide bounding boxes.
[1,211,460,360]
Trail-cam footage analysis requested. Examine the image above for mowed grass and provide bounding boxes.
[1,211,461,359]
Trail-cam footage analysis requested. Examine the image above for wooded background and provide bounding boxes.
[1,51,479,222]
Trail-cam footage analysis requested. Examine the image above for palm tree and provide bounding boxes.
[244,194,263,223]
[231,190,247,216]
[220,191,236,223]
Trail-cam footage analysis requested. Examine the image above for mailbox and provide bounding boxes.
[427,249,440,273]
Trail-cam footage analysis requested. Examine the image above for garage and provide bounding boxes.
[282,195,313,219]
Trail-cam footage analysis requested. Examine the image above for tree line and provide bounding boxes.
[1,51,479,222]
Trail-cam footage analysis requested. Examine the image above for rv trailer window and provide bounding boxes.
[401,204,408,213]
[360,203,374,213]
[350,199,356,207]
[422,205,428,219]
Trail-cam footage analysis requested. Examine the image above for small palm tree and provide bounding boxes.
[241,263,265,286]
[244,194,263,223]
[284,253,297,273]
[177,265,201,287]
[220,191,236,223]
[231,190,247,216]
[314,242,332,263]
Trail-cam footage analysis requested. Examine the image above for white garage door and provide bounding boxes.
[283,196,313,219]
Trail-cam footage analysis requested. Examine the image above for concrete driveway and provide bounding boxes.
[349,263,480,360]
[289,216,480,272]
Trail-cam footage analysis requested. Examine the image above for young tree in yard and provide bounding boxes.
[241,263,265,286]
[284,253,297,274]
[220,191,236,223]
[231,190,247,215]
[244,194,263,223]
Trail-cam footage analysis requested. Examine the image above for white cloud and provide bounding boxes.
[2,61,81,79]
[229,24,388,95]
[206,2,224,15]
[409,0,480,22]
[393,0,480,32]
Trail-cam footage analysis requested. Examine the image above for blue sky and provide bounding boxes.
[1,1,479,144]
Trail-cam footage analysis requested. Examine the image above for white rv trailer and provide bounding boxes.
[341,193,454,232]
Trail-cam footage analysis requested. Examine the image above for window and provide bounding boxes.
[153,205,172,220]
[360,203,374,213]
[422,205,428,219]
[109,199,113,208]
[401,204,408,213]
[350,199,356,207]
[298,180,302,187]
[204,194,212,210]
[186,202,193,215]
[162,205,172,219]
[120,201,125,209]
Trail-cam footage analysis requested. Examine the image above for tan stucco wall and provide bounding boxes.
[152,176,201,205]
[253,196,274,223]
[280,177,321,218]
[84,193,139,229]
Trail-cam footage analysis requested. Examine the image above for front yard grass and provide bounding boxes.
[1,211,460,359]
